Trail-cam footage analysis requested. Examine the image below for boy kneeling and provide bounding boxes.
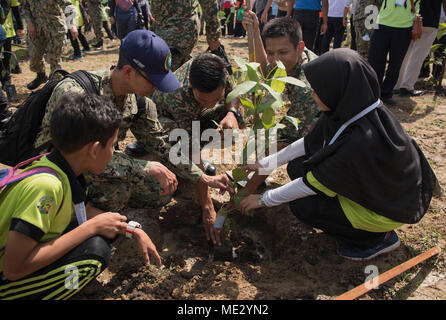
[0,93,161,300]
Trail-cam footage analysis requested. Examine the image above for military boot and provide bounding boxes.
[125,141,148,157]
[27,73,48,90]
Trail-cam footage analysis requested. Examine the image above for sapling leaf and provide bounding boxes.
[232,168,248,183]
[284,116,300,130]
[270,63,287,94]
[260,82,284,105]
[246,63,260,83]
[233,56,248,72]
[226,81,257,103]
[261,106,275,129]
[239,97,255,114]
[274,76,306,88]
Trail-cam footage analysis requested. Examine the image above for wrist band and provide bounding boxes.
[125,221,142,239]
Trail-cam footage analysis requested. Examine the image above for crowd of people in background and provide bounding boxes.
[0,0,444,108]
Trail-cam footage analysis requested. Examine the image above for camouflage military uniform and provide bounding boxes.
[151,58,233,144]
[150,0,221,71]
[34,68,204,212]
[274,48,321,144]
[87,0,104,44]
[21,0,75,74]
[353,0,383,59]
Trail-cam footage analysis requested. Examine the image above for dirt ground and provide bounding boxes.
[7,33,446,301]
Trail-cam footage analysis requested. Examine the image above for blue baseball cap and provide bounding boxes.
[120,30,180,93]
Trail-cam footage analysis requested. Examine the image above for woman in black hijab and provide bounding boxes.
[239,48,437,260]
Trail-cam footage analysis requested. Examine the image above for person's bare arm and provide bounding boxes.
[288,0,296,16]
[261,0,274,23]
[242,7,268,73]
[2,213,127,280]
[321,0,328,35]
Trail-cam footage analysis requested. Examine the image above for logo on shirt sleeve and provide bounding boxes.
[37,196,55,215]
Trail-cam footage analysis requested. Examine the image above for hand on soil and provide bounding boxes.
[203,209,223,246]
[134,229,162,267]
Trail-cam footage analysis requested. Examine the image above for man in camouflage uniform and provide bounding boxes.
[33,30,233,245]
[21,0,79,90]
[150,0,222,71]
[353,0,382,59]
[86,0,104,49]
[151,53,239,138]
[276,48,320,144]
[139,53,240,245]
[242,12,320,145]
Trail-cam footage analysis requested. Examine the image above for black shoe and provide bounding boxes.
[26,73,48,90]
[399,88,423,97]
[381,97,397,107]
[5,84,18,102]
[92,40,103,50]
[125,141,148,157]
[11,64,22,74]
[202,160,216,176]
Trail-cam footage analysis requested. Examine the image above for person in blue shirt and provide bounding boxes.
[288,0,328,51]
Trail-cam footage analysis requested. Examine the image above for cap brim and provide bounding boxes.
[147,71,181,93]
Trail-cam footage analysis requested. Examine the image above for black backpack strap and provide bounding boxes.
[35,71,99,155]
[133,95,146,122]
[65,70,100,95]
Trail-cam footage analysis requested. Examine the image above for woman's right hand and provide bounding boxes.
[89,212,127,239]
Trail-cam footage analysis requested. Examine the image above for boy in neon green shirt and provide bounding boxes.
[0,93,162,300]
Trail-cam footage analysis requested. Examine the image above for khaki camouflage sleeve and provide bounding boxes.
[199,0,221,42]
[129,97,204,184]
[34,79,86,149]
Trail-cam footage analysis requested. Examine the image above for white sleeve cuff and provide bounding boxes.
[257,137,305,175]
[262,177,316,207]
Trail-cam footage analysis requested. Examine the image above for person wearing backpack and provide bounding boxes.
[28,30,233,247]
[0,0,24,102]
[0,92,163,300]
[21,0,79,91]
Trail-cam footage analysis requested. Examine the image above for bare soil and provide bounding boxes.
[8,33,446,300]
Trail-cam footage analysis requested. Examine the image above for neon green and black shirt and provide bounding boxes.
[305,171,404,233]
[0,156,74,274]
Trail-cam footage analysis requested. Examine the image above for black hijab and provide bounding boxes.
[301,48,437,224]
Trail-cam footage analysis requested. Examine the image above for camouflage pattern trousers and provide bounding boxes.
[354,18,373,59]
[85,151,172,212]
[87,0,104,43]
[28,30,66,74]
